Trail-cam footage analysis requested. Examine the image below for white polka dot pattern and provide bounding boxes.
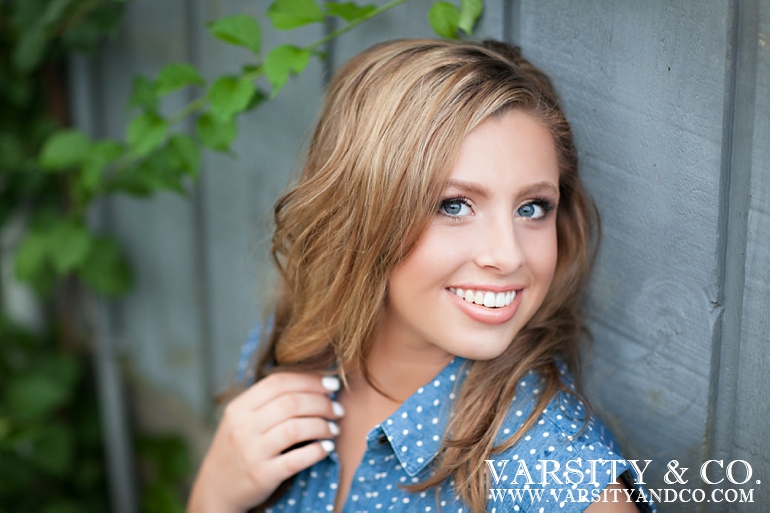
[237,344,656,512]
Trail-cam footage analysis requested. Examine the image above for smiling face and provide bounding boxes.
[380,109,561,362]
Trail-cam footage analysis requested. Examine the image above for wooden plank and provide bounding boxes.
[201,0,512,396]
[331,0,506,66]
[95,0,210,418]
[193,0,326,397]
[331,0,437,66]
[733,0,770,505]
[514,1,733,501]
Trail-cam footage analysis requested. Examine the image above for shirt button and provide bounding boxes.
[377,434,388,445]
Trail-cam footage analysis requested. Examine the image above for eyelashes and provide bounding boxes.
[437,196,557,221]
[519,196,557,219]
[438,197,473,217]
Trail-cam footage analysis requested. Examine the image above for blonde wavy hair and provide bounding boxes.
[253,38,599,511]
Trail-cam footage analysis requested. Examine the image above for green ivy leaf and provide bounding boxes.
[168,134,200,178]
[78,236,133,297]
[141,482,186,513]
[127,113,168,156]
[80,140,124,193]
[196,112,237,151]
[128,76,158,111]
[206,76,256,121]
[0,133,24,169]
[42,0,74,26]
[242,64,262,74]
[31,422,74,477]
[458,0,483,34]
[208,14,262,55]
[131,151,187,194]
[61,2,125,52]
[40,129,92,171]
[268,0,325,30]
[7,372,69,418]
[39,353,81,396]
[264,45,312,97]
[13,230,48,286]
[41,499,81,513]
[136,434,191,482]
[13,25,47,72]
[244,88,268,112]
[325,2,376,22]
[108,146,192,197]
[154,63,204,96]
[47,220,93,275]
[428,2,460,39]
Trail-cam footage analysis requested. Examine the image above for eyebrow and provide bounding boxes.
[519,181,560,199]
[444,179,559,199]
[444,179,490,198]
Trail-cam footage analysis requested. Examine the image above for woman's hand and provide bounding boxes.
[187,373,343,513]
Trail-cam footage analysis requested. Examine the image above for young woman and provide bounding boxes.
[188,39,656,512]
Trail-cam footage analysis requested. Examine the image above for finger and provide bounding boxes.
[260,417,340,459]
[267,440,335,483]
[229,372,340,416]
[254,393,345,433]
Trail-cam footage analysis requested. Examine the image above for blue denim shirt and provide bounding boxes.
[237,329,656,512]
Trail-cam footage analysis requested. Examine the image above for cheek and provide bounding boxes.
[392,227,464,286]
[522,225,559,286]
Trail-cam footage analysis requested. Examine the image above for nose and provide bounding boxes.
[473,213,525,273]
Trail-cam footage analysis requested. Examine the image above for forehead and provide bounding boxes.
[447,110,560,190]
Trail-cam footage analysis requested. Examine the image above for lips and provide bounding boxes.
[445,286,523,325]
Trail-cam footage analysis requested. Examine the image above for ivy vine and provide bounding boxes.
[0,0,483,510]
[12,0,483,301]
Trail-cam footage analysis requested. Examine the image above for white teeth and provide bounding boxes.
[449,287,518,309]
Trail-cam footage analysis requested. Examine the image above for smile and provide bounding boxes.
[448,287,517,309]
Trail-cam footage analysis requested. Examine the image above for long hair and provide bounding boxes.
[254,39,599,511]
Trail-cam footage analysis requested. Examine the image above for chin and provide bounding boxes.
[448,340,512,362]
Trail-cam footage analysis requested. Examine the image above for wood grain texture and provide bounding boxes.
[191,0,326,403]
[71,2,769,508]
[732,0,770,507]
[95,0,210,417]
[512,1,734,502]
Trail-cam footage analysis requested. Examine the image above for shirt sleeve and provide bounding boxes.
[235,324,262,386]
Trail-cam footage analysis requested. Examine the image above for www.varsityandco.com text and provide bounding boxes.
[485,458,759,506]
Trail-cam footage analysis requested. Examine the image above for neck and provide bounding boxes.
[348,315,454,403]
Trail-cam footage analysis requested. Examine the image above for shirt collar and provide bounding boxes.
[379,357,469,477]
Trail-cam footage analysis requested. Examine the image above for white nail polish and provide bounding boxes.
[321,440,335,453]
[327,421,340,436]
[322,376,340,391]
[332,401,345,417]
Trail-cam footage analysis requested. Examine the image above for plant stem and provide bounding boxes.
[162,0,412,129]
[308,0,412,51]
[166,96,207,126]
[101,0,415,186]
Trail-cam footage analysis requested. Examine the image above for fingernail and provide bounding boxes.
[321,440,335,453]
[322,376,340,392]
[327,421,340,436]
[332,401,345,417]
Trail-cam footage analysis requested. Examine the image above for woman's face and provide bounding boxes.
[381,109,560,361]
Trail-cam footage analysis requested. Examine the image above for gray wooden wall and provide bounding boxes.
[70,0,769,511]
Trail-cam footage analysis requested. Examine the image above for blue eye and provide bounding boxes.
[439,198,472,217]
[517,202,546,219]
